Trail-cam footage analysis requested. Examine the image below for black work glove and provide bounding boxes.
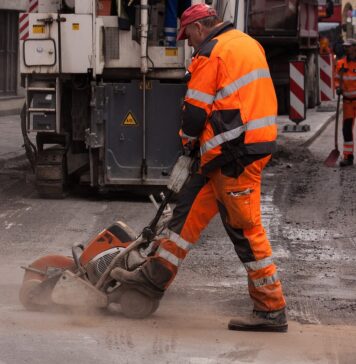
[182,141,199,157]
[182,142,200,174]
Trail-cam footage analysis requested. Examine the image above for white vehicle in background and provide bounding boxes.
[19,0,322,197]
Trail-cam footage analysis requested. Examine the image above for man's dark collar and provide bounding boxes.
[192,21,234,57]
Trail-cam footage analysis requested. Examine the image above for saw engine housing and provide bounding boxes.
[79,221,146,284]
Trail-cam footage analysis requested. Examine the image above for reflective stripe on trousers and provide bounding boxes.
[156,230,193,267]
[343,141,354,155]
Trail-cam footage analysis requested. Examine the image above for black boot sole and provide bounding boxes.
[228,322,288,333]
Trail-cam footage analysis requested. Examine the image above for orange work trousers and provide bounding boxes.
[342,99,356,157]
[144,155,286,312]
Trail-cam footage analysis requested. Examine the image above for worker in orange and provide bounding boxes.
[111,4,287,332]
[319,36,337,92]
[319,36,332,55]
[335,38,356,167]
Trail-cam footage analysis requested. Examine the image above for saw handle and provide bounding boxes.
[142,155,193,240]
[143,189,174,241]
[72,243,85,275]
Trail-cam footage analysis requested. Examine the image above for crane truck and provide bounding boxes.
[19,0,321,198]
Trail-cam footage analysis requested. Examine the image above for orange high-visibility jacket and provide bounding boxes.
[181,22,277,174]
[335,57,356,100]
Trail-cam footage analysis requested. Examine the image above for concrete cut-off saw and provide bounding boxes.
[19,155,193,319]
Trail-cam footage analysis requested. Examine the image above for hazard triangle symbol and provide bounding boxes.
[122,111,138,126]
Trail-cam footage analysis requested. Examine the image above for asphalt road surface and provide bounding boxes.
[0,120,355,364]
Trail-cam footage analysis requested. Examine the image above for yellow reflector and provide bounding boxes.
[165,48,178,57]
[32,25,45,34]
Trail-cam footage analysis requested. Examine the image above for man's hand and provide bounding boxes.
[183,143,201,161]
[183,141,197,156]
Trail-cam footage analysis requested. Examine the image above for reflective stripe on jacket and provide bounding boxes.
[335,57,356,100]
[181,22,277,174]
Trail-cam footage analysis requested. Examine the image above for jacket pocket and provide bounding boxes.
[224,184,260,229]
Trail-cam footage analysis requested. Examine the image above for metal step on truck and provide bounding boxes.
[19,0,322,198]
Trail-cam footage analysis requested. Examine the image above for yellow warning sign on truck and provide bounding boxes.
[165,48,178,57]
[33,25,45,34]
[122,111,138,126]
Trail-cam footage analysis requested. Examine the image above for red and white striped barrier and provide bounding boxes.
[319,54,335,101]
[289,60,306,123]
[19,0,38,41]
[19,13,30,40]
[28,0,39,13]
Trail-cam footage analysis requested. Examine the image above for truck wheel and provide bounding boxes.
[120,289,160,319]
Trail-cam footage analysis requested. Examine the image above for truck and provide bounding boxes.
[19,0,322,198]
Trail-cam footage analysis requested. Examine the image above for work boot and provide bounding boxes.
[110,267,164,299]
[228,308,288,333]
[339,154,354,167]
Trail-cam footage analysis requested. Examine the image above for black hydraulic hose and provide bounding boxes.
[20,103,37,172]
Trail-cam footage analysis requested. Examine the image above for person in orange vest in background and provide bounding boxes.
[319,36,337,91]
[319,36,332,55]
[111,4,287,332]
[335,38,356,167]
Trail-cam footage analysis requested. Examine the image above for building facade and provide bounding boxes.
[0,1,27,96]
[341,1,356,38]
